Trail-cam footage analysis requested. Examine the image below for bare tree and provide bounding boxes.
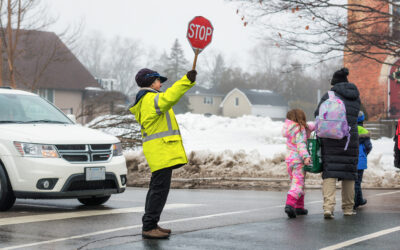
[0,0,82,90]
[76,33,144,98]
[232,0,400,65]
[106,36,143,97]
[0,0,56,87]
[75,30,107,78]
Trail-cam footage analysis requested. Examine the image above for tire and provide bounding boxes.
[78,195,111,206]
[0,164,16,211]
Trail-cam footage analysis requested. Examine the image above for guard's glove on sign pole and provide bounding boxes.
[187,16,214,70]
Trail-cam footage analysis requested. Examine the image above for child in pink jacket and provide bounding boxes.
[282,109,314,218]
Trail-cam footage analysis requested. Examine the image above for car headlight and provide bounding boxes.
[112,143,123,156]
[14,142,59,158]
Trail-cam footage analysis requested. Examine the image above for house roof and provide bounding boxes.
[238,88,288,106]
[186,85,225,97]
[8,30,99,90]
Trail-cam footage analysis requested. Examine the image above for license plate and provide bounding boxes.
[85,167,105,181]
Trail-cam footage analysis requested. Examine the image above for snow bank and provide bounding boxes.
[91,113,399,188]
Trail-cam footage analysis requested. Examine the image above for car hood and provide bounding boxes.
[0,124,119,144]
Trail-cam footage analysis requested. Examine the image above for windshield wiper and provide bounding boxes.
[23,120,69,124]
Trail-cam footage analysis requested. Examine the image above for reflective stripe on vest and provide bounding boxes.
[142,94,180,143]
[154,94,162,115]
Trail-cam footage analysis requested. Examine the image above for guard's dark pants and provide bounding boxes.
[142,167,172,231]
[354,169,364,206]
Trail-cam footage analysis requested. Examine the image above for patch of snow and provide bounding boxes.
[93,113,399,188]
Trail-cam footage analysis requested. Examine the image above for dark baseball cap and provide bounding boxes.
[135,68,167,87]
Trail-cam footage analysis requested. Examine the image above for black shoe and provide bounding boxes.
[360,199,367,206]
[354,199,367,209]
[285,205,296,218]
[295,208,308,215]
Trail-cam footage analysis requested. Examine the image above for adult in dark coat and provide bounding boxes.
[314,67,361,218]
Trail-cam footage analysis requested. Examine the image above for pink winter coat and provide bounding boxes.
[282,119,311,164]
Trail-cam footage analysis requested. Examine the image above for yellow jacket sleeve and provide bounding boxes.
[156,75,195,113]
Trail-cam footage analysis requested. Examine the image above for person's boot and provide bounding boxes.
[360,199,367,206]
[324,210,334,219]
[295,195,308,215]
[142,228,170,239]
[295,208,308,215]
[285,205,296,218]
[285,194,297,218]
[157,225,171,234]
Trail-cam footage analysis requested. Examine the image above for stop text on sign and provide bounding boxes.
[187,16,214,52]
[187,24,213,42]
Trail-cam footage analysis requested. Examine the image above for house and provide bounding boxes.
[1,30,108,123]
[344,1,400,120]
[96,78,120,91]
[186,85,225,115]
[187,86,288,119]
[220,88,288,119]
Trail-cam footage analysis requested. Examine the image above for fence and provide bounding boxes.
[364,120,397,139]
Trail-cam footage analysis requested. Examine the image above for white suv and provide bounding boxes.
[0,88,127,211]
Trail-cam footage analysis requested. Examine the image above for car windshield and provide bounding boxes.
[0,93,72,124]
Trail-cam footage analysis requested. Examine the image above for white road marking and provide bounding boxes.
[0,203,199,227]
[373,190,400,197]
[1,202,307,250]
[320,226,400,250]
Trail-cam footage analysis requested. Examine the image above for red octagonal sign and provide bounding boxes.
[187,16,214,52]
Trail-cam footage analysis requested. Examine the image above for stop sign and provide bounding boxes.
[187,16,214,52]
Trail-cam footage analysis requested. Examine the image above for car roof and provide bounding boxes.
[0,88,37,96]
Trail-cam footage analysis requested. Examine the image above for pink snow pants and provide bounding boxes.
[287,162,306,200]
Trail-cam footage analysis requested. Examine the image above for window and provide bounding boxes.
[203,96,213,104]
[393,1,400,39]
[36,89,55,103]
[235,97,239,106]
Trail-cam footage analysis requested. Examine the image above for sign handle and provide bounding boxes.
[192,49,200,70]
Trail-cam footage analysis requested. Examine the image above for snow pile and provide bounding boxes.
[91,113,399,188]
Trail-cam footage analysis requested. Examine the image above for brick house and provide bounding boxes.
[344,0,400,120]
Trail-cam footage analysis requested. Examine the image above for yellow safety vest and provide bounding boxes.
[129,75,195,172]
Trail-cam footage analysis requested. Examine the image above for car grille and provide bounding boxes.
[62,173,118,192]
[55,144,112,163]
[67,180,117,191]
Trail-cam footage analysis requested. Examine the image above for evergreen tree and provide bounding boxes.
[163,39,191,114]
[209,54,226,89]
[165,39,189,83]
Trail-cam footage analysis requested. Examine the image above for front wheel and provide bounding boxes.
[78,195,111,206]
[0,165,16,211]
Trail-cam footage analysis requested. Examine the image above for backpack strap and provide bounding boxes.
[344,126,351,151]
[328,91,335,99]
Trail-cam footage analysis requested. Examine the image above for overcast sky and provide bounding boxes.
[43,0,261,69]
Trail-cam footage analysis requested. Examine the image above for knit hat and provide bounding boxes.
[135,68,167,87]
[357,110,365,123]
[331,67,349,85]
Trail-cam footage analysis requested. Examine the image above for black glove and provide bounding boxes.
[187,70,197,83]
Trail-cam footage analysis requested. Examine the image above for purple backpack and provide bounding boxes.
[315,91,351,150]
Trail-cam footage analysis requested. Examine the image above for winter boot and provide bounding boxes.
[142,228,170,239]
[295,195,308,215]
[285,205,296,218]
[324,210,334,219]
[285,194,297,218]
[157,225,171,234]
[360,199,367,206]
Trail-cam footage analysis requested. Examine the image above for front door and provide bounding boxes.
[389,59,400,118]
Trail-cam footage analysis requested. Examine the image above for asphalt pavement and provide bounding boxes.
[1,188,400,249]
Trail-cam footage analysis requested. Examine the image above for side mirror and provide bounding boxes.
[67,114,77,123]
